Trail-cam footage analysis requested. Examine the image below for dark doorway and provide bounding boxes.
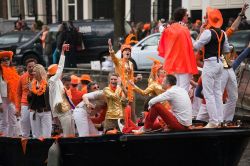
[46,0,52,24]
[157,0,169,21]
[190,10,202,23]
[157,0,182,21]
[171,0,182,15]
[131,0,151,23]
[220,8,241,30]
[93,0,114,19]
[58,0,62,22]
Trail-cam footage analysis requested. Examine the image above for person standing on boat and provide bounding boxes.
[136,74,192,132]
[108,40,142,122]
[193,7,230,128]
[48,43,75,137]
[0,51,19,137]
[16,59,37,137]
[158,8,198,92]
[28,64,52,138]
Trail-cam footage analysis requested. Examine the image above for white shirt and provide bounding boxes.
[0,76,7,103]
[148,85,192,126]
[48,54,65,117]
[77,90,106,116]
[193,29,230,54]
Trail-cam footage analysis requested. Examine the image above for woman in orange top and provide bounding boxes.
[0,51,20,136]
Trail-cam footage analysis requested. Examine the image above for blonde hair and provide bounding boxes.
[42,25,49,31]
[33,64,47,81]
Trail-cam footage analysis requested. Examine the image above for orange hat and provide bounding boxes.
[121,44,131,53]
[80,74,92,82]
[0,51,13,60]
[147,56,163,74]
[143,23,151,31]
[71,75,80,84]
[47,64,58,75]
[207,7,223,28]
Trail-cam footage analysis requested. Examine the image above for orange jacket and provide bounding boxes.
[17,72,32,111]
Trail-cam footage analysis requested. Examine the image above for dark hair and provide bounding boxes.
[173,8,187,22]
[81,80,91,85]
[61,74,71,83]
[165,74,177,86]
[87,81,98,93]
[25,59,37,66]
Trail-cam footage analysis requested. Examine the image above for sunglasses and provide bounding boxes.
[92,85,99,90]
[1,58,10,62]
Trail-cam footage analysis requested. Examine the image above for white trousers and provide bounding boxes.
[192,88,202,118]
[221,68,238,121]
[57,110,75,137]
[20,105,31,137]
[73,107,99,137]
[0,98,17,137]
[196,103,209,122]
[175,73,192,92]
[202,58,223,124]
[30,111,52,138]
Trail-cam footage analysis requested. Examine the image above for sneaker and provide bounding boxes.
[117,118,124,132]
[132,126,151,134]
[203,122,219,128]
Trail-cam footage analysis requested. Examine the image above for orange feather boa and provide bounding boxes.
[1,65,20,108]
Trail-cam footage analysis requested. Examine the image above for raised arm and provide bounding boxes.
[108,39,119,67]
[50,43,68,81]
[229,3,249,34]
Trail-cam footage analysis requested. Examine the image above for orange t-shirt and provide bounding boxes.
[17,72,33,111]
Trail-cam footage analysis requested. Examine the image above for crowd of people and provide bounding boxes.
[0,3,250,139]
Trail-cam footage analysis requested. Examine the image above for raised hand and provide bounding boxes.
[108,39,114,53]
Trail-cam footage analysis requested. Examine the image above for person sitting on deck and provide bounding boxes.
[136,74,192,133]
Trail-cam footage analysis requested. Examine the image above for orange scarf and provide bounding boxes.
[31,79,47,96]
[1,65,20,107]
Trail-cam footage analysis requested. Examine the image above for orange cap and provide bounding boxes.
[71,75,80,84]
[121,44,132,53]
[0,51,13,60]
[207,7,223,28]
[80,74,92,82]
[147,56,163,75]
[143,23,151,31]
[47,64,58,75]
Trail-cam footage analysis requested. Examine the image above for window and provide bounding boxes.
[0,34,20,45]
[10,0,20,17]
[21,34,35,42]
[27,0,37,16]
[141,35,160,46]
[68,0,77,20]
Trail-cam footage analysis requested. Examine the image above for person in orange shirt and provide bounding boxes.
[16,59,37,137]
[0,51,20,137]
[79,74,92,94]
[70,75,85,106]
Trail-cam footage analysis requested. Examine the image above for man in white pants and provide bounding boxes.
[193,7,230,128]
[16,59,36,137]
[221,61,238,121]
[73,82,106,137]
[48,44,75,137]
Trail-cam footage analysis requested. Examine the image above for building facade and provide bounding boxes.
[0,0,249,27]
[183,0,250,28]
